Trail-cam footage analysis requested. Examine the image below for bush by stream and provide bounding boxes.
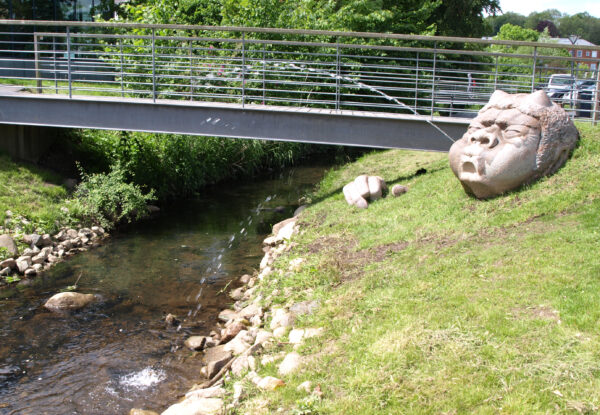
[65,129,322,201]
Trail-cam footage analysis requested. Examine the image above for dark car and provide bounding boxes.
[576,83,597,118]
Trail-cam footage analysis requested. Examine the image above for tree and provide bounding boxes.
[219,0,500,37]
[485,12,526,36]
[496,23,539,42]
[524,9,563,30]
[115,0,222,26]
[490,24,570,91]
[558,12,600,45]
[427,0,500,37]
[536,20,559,37]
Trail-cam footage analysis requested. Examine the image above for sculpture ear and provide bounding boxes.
[527,90,553,108]
[488,90,509,106]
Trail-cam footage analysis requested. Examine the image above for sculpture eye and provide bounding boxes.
[504,127,524,138]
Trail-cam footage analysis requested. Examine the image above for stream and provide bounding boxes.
[0,164,327,415]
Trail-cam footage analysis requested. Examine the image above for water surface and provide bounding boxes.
[0,164,326,415]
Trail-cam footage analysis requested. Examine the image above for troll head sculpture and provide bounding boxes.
[449,90,579,199]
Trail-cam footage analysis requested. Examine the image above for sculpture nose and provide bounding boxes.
[469,126,499,148]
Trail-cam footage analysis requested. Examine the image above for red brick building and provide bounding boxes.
[557,38,599,71]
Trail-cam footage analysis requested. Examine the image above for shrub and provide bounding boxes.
[66,129,321,201]
[71,163,156,230]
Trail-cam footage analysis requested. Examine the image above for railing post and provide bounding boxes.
[430,42,437,119]
[119,38,124,98]
[531,46,537,92]
[66,27,72,99]
[593,66,600,125]
[494,55,498,91]
[53,35,57,94]
[189,39,194,100]
[34,33,42,93]
[335,39,340,111]
[262,46,266,105]
[414,51,419,111]
[152,28,156,102]
[241,32,246,107]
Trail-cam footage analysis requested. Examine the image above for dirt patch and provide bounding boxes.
[307,236,409,281]
[307,235,356,255]
[370,241,409,262]
[512,305,561,323]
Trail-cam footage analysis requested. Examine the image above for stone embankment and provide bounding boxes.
[0,226,107,282]
[131,215,324,415]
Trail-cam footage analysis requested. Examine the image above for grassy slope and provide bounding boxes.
[0,152,71,236]
[244,123,600,414]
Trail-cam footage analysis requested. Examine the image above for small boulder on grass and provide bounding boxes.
[343,175,387,209]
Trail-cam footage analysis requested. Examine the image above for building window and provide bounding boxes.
[586,51,590,57]
[577,50,583,58]
[592,63,597,70]
[593,51,598,58]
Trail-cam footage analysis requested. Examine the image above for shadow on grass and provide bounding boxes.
[308,164,448,206]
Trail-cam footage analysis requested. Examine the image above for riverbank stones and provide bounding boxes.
[0,234,18,257]
[278,352,302,376]
[161,397,224,415]
[184,336,207,351]
[202,345,233,379]
[0,258,16,270]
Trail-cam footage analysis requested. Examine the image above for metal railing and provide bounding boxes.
[0,19,599,123]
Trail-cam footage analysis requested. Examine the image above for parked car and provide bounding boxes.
[545,74,576,102]
[575,83,598,118]
[567,79,597,102]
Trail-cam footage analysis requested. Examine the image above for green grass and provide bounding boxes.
[238,123,600,414]
[0,152,74,242]
[0,78,126,97]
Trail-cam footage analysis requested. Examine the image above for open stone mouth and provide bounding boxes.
[462,161,476,174]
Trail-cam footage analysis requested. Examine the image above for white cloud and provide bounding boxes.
[498,0,600,18]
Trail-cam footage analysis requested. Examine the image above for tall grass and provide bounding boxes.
[67,129,323,200]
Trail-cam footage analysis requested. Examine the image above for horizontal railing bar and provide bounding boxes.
[31,31,600,61]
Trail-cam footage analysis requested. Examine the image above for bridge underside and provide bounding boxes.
[0,93,470,151]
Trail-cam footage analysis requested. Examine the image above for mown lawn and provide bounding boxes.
[241,122,600,414]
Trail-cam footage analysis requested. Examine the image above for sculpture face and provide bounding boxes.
[449,90,578,198]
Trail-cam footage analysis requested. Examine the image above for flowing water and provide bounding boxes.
[0,164,328,415]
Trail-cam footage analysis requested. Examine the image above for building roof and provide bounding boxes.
[555,38,595,47]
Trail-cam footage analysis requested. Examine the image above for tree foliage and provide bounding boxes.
[490,24,570,88]
[524,9,563,30]
[536,20,559,37]
[485,12,527,35]
[485,9,600,44]
[495,23,539,42]
[558,12,600,45]
[116,0,499,37]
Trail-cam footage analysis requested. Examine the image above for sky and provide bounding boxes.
[498,0,600,18]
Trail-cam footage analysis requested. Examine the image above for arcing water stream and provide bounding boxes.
[0,163,327,415]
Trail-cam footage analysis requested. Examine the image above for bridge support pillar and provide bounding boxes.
[0,124,58,163]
